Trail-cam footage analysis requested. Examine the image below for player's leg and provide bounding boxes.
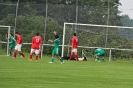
[10,48,14,56]
[49,49,55,63]
[96,54,100,62]
[56,48,64,63]
[8,48,12,56]
[57,56,64,64]
[38,45,42,58]
[18,44,25,58]
[39,49,41,58]
[35,49,40,61]
[69,49,73,60]
[73,48,78,61]
[101,53,105,62]
[9,45,15,56]
[29,49,34,61]
[13,45,18,58]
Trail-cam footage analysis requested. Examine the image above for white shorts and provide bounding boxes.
[30,49,40,55]
[71,48,77,53]
[15,44,22,51]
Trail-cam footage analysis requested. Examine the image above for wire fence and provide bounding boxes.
[0,2,133,59]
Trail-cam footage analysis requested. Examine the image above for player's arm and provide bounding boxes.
[48,40,54,43]
[54,31,56,35]
[5,34,8,40]
[94,54,96,60]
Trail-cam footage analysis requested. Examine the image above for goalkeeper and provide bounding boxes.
[48,31,64,64]
[6,33,16,56]
[94,48,105,62]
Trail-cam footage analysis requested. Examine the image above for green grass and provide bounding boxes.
[0,55,133,88]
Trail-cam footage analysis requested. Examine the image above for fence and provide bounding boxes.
[0,2,133,59]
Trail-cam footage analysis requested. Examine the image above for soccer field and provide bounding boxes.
[0,55,133,88]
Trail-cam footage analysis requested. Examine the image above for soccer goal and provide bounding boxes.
[62,22,133,61]
[0,25,15,56]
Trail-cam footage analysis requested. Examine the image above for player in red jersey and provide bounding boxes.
[69,33,79,61]
[29,33,42,61]
[13,32,25,58]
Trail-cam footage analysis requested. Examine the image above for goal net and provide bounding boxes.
[62,23,133,61]
[0,25,15,56]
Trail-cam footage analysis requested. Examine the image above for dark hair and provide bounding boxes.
[15,32,19,34]
[10,33,13,36]
[55,35,59,39]
[36,33,39,36]
[73,33,76,36]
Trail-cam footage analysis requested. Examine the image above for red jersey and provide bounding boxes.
[38,35,42,44]
[31,36,42,49]
[17,35,23,44]
[72,36,78,48]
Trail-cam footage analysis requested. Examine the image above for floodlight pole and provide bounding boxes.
[75,0,78,33]
[14,0,19,36]
[105,0,110,48]
[41,0,48,58]
[106,0,111,61]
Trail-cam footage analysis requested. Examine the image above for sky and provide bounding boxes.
[119,0,133,19]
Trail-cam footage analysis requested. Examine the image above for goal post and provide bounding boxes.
[62,22,133,61]
[0,25,15,56]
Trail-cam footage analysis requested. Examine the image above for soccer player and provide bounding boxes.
[13,32,25,58]
[6,33,16,56]
[94,48,105,62]
[29,33,42,61]
[48,31,64,64]
[69,33,79,61]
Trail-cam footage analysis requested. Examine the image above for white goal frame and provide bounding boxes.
[0,25,14,56]
[62,22,133,61]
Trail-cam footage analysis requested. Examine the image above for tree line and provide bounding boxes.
[0,0,133,59]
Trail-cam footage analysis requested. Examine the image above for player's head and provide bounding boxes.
[9,33,13,37]
[55,35,59,39]
[15,32,19,36]
[73,33,76,36]
[95,48,98,50]
[36,32,39,36]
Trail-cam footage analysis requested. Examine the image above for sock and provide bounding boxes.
[10,49,12,56]
[14,52,17,58]
[36,55,39,60]
[97,58,100,62]
[59,57,63,62]
[75,54,78,60]
[30,54,33,60]
[69,55,72,60]
[102,58,104,62]
[20,52,25,57]
[51,57,54,62]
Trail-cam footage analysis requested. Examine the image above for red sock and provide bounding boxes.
[36,55,38,60]
[14,52,17,58]
[20,52,25,57]
[75,54,78,60]
[30,54,33,60]
[69,55,72,60]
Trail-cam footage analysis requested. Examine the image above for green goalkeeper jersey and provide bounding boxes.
[9,36,16,48]
[94,48,105,56]
[54,38,60,48]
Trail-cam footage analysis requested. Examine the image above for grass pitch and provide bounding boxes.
[0,55,133,88]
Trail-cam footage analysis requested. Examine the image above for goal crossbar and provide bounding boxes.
[64,23,133,29]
